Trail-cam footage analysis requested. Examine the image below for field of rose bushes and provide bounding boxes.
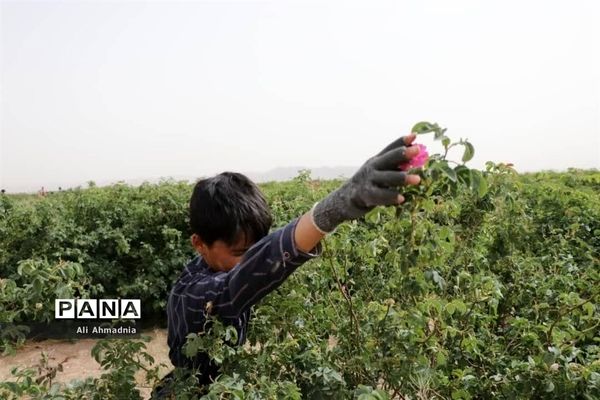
[0,126,599,399]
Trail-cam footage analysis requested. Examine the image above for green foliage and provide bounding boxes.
[0,336,164,400]
[0,180,194,316]
[0,259,92,354]
[0,125,599,398]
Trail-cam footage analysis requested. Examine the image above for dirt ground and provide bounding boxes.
[0,328,172,399]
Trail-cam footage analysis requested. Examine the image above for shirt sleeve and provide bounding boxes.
[186,217,322,319]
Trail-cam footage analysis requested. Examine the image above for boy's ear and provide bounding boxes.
[191,234,206,253]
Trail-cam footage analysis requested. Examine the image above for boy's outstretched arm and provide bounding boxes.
[189,133,422,320]
[294,133,421,253]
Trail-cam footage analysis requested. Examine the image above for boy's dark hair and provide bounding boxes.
[189,172,272,247]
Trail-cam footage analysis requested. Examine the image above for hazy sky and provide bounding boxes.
[1,0,599,192]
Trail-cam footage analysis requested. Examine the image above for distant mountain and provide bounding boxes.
[4,166,358,193]
[245,166,357,183]
[108,166,358,186]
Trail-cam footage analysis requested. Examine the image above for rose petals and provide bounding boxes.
[399,143,429,171]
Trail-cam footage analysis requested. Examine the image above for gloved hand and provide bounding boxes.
[311,134,421,233]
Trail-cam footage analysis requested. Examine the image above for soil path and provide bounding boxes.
[0,328,172,399]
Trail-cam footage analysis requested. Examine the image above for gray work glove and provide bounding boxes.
[311,136,417,233]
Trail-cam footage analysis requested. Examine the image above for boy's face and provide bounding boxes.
[191,233,252,272]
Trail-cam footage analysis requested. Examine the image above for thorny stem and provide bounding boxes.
[391,388,408,399]
[323,240,362,346]
[546,292,599,346]
[379,303,392,328]
[418,330,437,345]
[442,143,458,160]
[409,203,418,251]
[442,141,467,162]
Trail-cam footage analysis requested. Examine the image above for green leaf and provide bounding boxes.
[451,300,467,315]
[451,389,470,399]
[446,302,456,316]
[543,351,555,365]
[32,278,43,294]
[434,127,446,140]
[427,270,446,290]
[442,165,457,182]
[479,177,488,197]
[411,121,437,135]
[442,136,451,148]
[365,208,381,224]
[436,351,447,366]
[583,302,595,317]
[462,141,475,162]
[470,170,488,197]
[454,165,471,183]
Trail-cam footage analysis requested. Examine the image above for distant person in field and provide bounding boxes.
[151,133,423,398]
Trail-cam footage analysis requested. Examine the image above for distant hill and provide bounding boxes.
[123,166,357,185]
[246,166,357,183]
[3,166,358,193]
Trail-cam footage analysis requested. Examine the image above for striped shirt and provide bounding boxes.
[166,217,322,381]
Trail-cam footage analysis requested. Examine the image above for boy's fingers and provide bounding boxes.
[362,178,421,207]
[405,174,421,185]
[371,146,419,170]
[371,171,421,188]
[365,186,405,207]
[375,134,416,156]
[371,170,407,187]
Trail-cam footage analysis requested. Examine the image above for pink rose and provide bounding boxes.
[399,143,429,171]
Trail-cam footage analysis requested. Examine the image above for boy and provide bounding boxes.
[151,133,422,397]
